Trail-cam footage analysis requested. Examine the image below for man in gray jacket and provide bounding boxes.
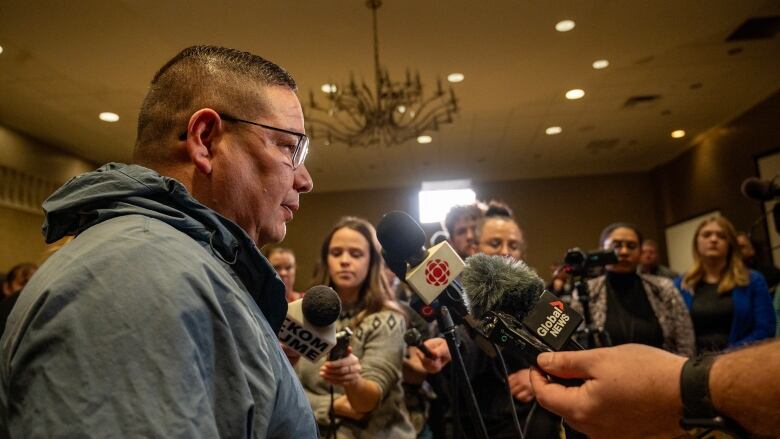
[0,46,316,438]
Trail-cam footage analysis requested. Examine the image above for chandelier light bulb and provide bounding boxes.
[417,135,433,144]
[671,129,686,138]
[321,84,337,94]
[565,89,585,100]
[592,59,609,69]
[545,126,562,135]
[555,20,576,32]
[99,112,119,122]
[397,105,407,114]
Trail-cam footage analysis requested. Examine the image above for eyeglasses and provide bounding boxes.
[220,114,309,169]
[179,113,309,169]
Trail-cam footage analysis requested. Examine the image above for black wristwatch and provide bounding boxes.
[679,355,747,438]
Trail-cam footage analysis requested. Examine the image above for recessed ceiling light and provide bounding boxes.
[555,20,576,32]
[671,129,686,138]
[592,59,609,69]
[99,112,119,122]
[417,135,432,144]
[447,73,464,83]
[565,89,585,100]
[545,126,563,135]
[321,83,337,94]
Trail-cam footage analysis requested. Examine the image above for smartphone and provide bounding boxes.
[328,327,353,361]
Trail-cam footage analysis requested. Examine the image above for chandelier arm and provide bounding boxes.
[310,124,362,143]
[394,97,451,130]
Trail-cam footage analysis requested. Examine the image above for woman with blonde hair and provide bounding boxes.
[296,216,414,438]
[675,216,776,353]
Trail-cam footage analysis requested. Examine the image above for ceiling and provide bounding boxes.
[1,0,779,192]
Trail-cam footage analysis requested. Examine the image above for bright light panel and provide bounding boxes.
[419,188,476,224]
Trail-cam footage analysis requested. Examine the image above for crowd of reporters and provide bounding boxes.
[2,202,778,439]
[265,200,775,437]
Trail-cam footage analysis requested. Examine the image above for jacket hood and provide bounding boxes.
[43,163,240,257]
[42,163,288,331]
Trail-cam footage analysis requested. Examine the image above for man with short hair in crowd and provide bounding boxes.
[442,203,484,259]
[638,239,678,279]
[0,46,316,438]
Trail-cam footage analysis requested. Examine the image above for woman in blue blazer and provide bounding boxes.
[675,216,776,353]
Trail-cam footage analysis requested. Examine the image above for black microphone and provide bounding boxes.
[404,328,435,359]
[278,285,342,361]
[741,176,780,201]
[376,211,474,326]
[461,254,584,365]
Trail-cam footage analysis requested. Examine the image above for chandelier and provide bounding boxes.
[305,0,459,147]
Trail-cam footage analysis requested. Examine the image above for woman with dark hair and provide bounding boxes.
[296,217,415,438]
[572,222,694,356]
[476,201,525,260]
[675,216,776,353]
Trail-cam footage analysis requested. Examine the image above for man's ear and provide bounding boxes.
[184,109,223,175]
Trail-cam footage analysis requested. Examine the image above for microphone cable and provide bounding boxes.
[493,342,525,439]
[325,385,338,439]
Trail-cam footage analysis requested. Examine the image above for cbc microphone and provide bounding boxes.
[278,285,341,361]
[404,328,435,359]
[461,254,584,363]
[376,211,473,324]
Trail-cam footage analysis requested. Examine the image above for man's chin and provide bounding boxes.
[258,225,287,247]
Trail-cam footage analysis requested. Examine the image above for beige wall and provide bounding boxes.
[652,89,780,264]
[0,126,96,273]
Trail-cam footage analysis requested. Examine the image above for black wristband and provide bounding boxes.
[680,355,717,419]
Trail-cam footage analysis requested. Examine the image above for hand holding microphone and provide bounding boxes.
[320,350,362,388]
[404,328,435,358]
[404,329,452,374]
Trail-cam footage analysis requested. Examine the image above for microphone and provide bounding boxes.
[376,211,473,324]
[404,328,435,359]
[461,254,584,357]
[278,285,341,361]
[741,176,780,201]
[430,230,450,246]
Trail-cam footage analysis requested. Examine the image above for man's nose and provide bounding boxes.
[294,164,313,193]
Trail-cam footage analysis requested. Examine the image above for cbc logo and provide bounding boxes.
[425,259,450,286]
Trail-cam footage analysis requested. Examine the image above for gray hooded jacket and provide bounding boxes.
[0,163,317,438]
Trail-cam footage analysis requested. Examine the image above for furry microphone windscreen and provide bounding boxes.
[461,254,545,320]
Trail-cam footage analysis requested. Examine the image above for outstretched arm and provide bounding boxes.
[530,341,780,438]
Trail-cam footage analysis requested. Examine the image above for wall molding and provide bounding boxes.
[0,164,59,216]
